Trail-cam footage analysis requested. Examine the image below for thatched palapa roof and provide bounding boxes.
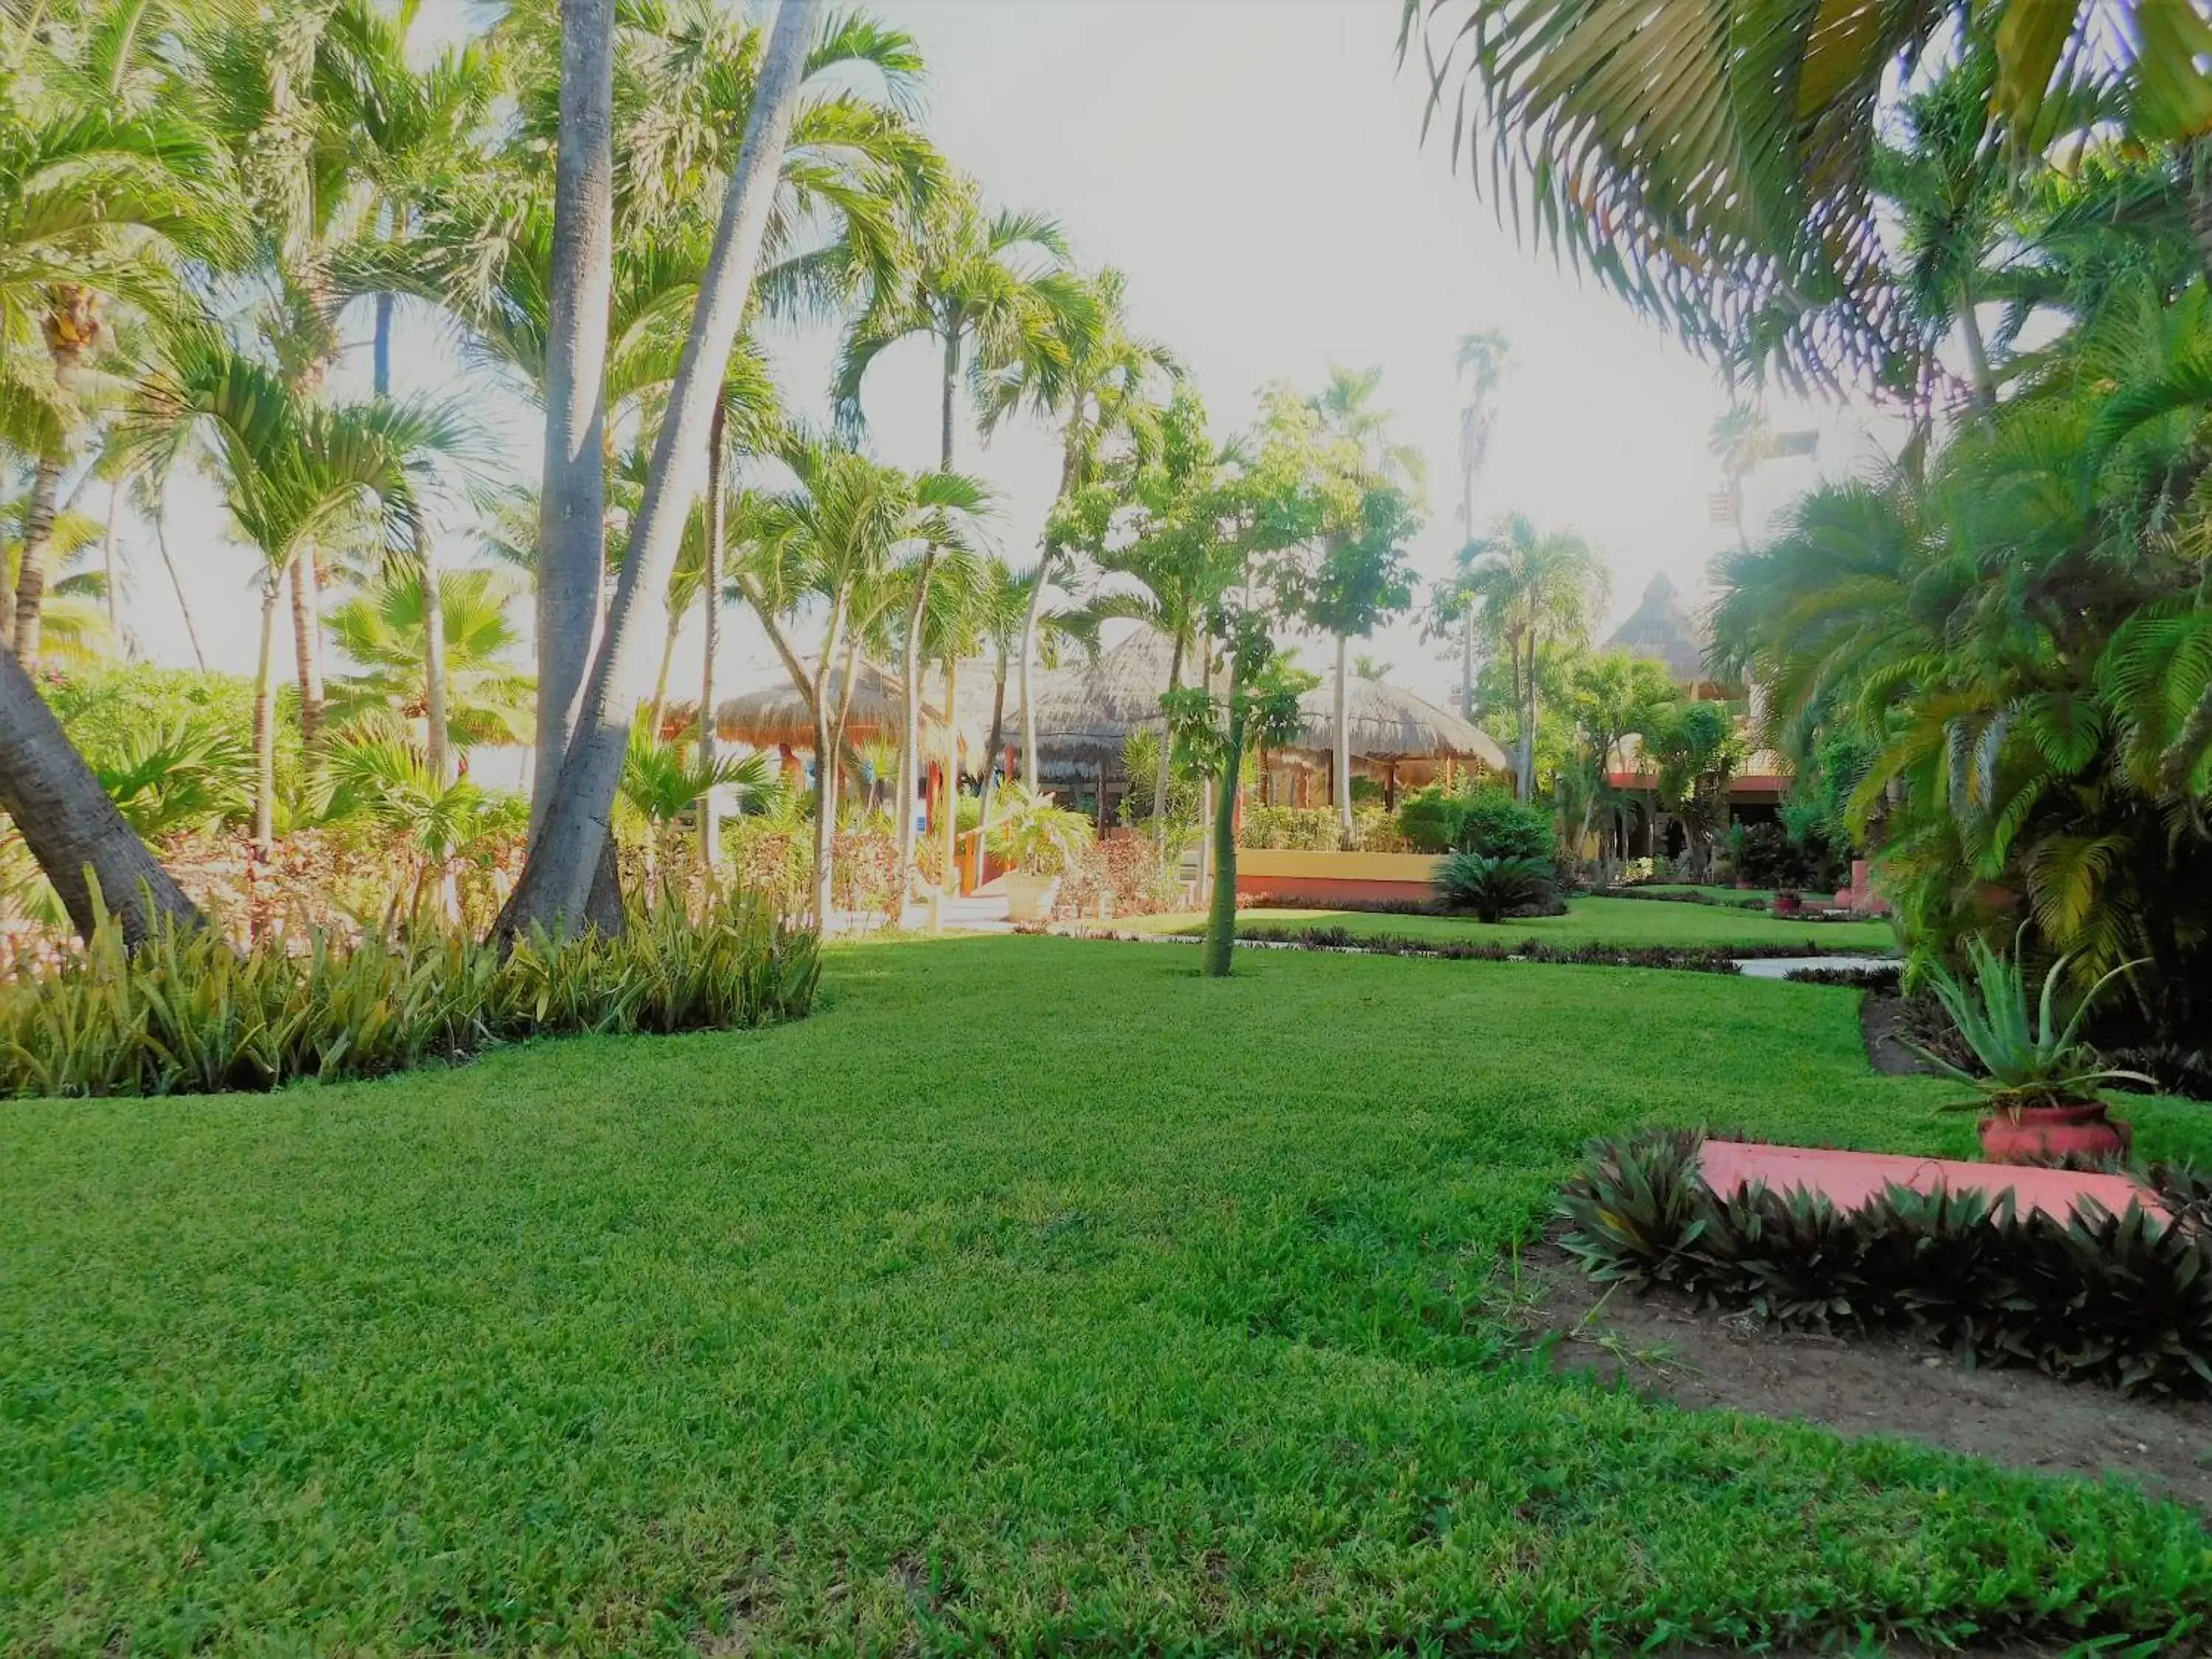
[1028,629,1179,771]
[1604,573,1713,685]
[1288,678,1509,770]
[717,661,960,760]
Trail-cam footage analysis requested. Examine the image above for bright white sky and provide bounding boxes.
[130,0,1907,759]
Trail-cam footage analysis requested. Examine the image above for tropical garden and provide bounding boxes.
[8,0,2212,1651]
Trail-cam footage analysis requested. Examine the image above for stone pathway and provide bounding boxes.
[1735,954,1896,980]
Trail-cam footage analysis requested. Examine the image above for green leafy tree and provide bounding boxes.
[1457,512,1607,799]
[1646,700,1744,885]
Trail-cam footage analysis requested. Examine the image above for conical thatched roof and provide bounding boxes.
[1604,573,1711,684]
[1029,628,1179,768]
[717,661,957,759]
[1290,676,1509,769]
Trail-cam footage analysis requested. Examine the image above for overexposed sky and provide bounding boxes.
[127,0,1902,728]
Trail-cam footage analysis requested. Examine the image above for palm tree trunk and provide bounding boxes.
[1958,296,1996,412]
[11,296,96,662]
[897,548,936,885]
[1461,608,1474,721]
[0,647,205,944]
[940,651,961,895]
[1152,631,1184,855]
[419,531,452,786]
[646,607,680,738]
[496,0,822,943]
[528,0,619,840]
[102,479,122,650]
[1517,633,1537,799]
[150,478,205,670]
[373,292,395,400]
[1333,630,1352,844]
[808,592,848,925]
[1019,443,1078,790]
[7,451,62,658]
[253,574,282,853]
[289,552,326,759]
[2188,135,2212,282]
[1203,692,1246,979]
[699,400,726,872]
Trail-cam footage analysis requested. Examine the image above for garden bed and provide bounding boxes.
[1529,1238,2212,1512]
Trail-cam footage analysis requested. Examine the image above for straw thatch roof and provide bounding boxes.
[1604,574,1713,685]
[1029,628,1179,769]
[716,661,957,759]
[1288,677,1509,769]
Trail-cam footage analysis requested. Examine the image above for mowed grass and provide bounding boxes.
[7,936,2211,1655]
[1118,893,1899,951]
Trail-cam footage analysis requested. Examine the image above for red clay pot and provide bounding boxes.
[1772,891,1803,916]
[1978,1101,2131,1165]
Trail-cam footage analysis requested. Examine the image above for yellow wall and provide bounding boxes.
[1235,849,1445,883]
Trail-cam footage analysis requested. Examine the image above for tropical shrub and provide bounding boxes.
[1435,851,1554,922]
[987,782,1095,874]
[1560,1130,2212,1397]
[1451,787,1553,861]
[1396,788,1459,853]
[0,892,820,1100]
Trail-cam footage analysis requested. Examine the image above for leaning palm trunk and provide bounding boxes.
[150,476,206,670]
[0,647,205,944]
[496,0,822,942]
[10,294,95,661]
[252,571,283,852]
[529,0,619,838]
[1333,632,1353,844]
[1018,445,1079,788]
[7,450,61,657]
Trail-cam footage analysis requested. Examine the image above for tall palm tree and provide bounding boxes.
[1459,512,1607,799]
[979,266,1176,789]
[127,335,478,849]
[1399,0,2212,390]
[496,0,828,942]
[833,181,1091,883]
[1453,330,1510,538]
[1310,365,1425,840]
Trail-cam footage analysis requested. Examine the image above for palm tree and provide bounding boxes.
[127,335,477,850]
[740,442,986,921]
[1566,649,1680,880]
[616,721,774,890]
[322,734,530,921]
[1309,365,1425,841]
[1453,331,1510,538]
[325,567,536,756]
[0,26,232,661]
[496,0,826,942]
[833,181,1090,883]
[979,267,1177,790]
[1458,512,1608,799]
[1400,0,2212,389]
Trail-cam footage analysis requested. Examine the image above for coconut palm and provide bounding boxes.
[1458,512,1608,799]
[833,180,1091,881]
[1399,0,2212,390]
[978,266,1177,789]
[321,733,529,920]
[126,335,479,850]
[3,498,117,664]
[616,720,776,888]
[0,24,232,660]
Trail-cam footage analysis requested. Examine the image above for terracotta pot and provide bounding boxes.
[1773,891,1803,916]
[1978,1100,2132,1165]
[1004,870,1060,924]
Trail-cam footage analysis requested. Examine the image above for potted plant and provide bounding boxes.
[1773,888,1803,916]
[986,784,1095,923]
[1905,932,2152,1164]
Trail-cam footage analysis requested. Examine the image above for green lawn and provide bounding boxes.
[6,936,2208,1654]
[1116,894,1899,951]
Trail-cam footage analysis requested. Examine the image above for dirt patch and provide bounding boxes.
[1529,1240,2212,1513]
[1860,991,1938,1077]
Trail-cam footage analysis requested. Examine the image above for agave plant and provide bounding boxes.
[1907,931,2154,1116]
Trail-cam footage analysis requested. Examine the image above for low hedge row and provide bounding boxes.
[1559,1129,2212,1397]
[1,894,821,1100]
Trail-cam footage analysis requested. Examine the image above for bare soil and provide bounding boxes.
[1528,1240,2212,1514]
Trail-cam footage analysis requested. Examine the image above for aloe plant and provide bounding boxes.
[1907,931,2154,1115]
